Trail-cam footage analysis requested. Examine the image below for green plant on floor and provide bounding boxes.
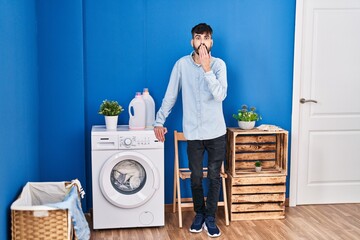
[255,161,262,167]
[98,100,124,116]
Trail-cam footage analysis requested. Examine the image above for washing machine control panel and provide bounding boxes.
[119,135,155,149]
[91,126,164,150]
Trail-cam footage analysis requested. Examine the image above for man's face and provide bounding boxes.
[191,32,213,54]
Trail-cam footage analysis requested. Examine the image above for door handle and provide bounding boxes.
[300,98,318,104]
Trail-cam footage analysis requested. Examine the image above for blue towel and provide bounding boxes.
[47,186,90,240]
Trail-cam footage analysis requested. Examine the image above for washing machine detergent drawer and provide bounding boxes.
[92,135,119,150]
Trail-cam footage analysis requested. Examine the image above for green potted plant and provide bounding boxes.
[98,100,124,130]
[255,161,262,172]
[232,104,262,130]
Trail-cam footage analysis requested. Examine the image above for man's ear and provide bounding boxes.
[191,39,194,47]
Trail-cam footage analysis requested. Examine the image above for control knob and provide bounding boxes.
[123,138,132,146]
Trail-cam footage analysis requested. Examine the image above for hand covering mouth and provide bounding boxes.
[197,43,208,52]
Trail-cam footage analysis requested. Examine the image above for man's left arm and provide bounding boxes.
[198,45,227,101]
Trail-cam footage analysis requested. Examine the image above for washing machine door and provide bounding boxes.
[99,151,160,208]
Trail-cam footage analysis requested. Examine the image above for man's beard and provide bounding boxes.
[193,43,211,55]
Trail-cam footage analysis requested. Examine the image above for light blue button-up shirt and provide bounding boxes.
[154,52,227,140]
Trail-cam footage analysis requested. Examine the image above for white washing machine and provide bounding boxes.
[91,125,164,229]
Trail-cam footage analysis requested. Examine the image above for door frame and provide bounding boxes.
[289,0,305,207]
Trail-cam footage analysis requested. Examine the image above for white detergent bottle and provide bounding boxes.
[142,88,155,129]
[128,92,146,130]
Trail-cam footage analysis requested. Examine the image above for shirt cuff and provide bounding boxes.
[204,70,213,75]
[153,122,163,127]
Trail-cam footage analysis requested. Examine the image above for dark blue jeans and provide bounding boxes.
[187,134,226,217]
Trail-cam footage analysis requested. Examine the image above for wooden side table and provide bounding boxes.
[226,127,288,221]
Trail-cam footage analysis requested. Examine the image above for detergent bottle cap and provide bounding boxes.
[143,88,149,95]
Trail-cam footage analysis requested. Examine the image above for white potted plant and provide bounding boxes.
[255,161,262,172]
[98,100,124,130]
[232,104,262,130]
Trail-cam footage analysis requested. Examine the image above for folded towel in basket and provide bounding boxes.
[47,186,90,240]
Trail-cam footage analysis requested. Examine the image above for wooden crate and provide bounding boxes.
[226,173,286,220]
[226,128,288,177]
[226,127,288,221]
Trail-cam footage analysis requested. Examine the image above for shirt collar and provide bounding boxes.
[190,51,201,67]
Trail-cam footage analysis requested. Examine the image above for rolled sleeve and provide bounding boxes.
[204,60,227,102]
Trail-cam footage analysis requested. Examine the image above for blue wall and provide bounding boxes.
[84,0,296,206]
[37,0,86,198]
[0,1,295,238]
[0,1,38,239]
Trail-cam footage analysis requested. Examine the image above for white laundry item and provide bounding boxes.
[257,124,284,131]
[66,178,85,199]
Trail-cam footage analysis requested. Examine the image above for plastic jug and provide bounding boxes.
[128,92,146,130]
[142,88,155,129]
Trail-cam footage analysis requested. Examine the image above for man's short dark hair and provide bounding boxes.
[191,23,213,38]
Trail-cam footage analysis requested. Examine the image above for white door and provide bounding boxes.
[290,0,360,205]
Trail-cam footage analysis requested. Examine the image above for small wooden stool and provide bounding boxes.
[172,131,229,228]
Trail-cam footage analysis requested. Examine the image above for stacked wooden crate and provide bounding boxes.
[226,127,288,220]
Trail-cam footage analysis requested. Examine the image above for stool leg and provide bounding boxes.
[222,176,229,226]
[173,168,177,213]
[177,177,183,228]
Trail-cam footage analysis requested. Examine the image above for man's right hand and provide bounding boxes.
[154,126,168,142]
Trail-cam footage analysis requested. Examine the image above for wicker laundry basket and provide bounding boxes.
[11,182,79,240]
[11,208,75,240]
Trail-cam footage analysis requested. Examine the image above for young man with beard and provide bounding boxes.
[153,23,227,238]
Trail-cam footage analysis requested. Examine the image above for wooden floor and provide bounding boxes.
[89,204,360,240]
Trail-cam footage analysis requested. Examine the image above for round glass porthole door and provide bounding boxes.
[111,159,146,195]
[99,151,159,208]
